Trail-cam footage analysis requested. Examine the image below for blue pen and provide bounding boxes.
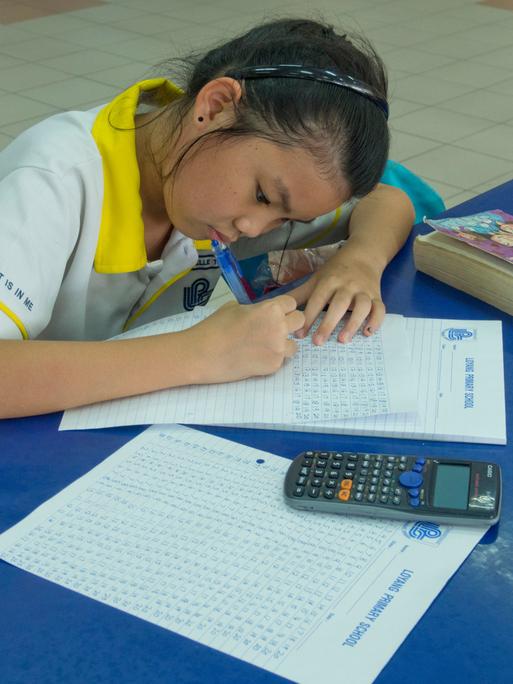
[211,239,255,304]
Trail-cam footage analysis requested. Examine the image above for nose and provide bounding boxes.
[233,215,278,238]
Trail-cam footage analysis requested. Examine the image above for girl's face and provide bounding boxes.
[163,136,349,243]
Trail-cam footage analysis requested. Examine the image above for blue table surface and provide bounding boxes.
[2,182,513,684]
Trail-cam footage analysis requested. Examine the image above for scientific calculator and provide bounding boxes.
[284,450,501,526]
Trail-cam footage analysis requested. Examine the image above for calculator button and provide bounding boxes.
[412,464,423,473]
[331,461,342,470]
[338,489,351,502]
[323,489,335,499]
[329,470,340,479]
[383,478,391,486]
[340,479,353,490]
[300,467,310,476]
[367,493,376,503]
[359,468,368,476]
[369,485,377,493]
[394,488,402,496]
[400,456,408,463]
[384,469,393,478]
[371,477,379,485]
[354,492,364,501]
[392,496,401,505]
[375,455,383,462]
[372,468,380,477]
[379,495,389,504]
[416,458,426,466]
[308,487,320,498]
[399,471,423,489]
[347,453,359,461]
[409,497,420,507]
[293,486,305,497]
[326,479,338,488]
[312,478,323,487]
[398,463,407,471]
[356,484,365,492]
[381,486,390,495]
[316,459,327,468]
[343,472,354,480]
[297,476,307,486]
[362,461,370,469]
[332,453,344,460]
[358,476,366,485]
[314,468,324,477]
[408,488,420,498]
[345,462,356,470]
[303,458,313,467]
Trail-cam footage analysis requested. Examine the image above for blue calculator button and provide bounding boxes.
[409,497,420,507]
[408,488,420,498]
[416,458,426,466]
[399,471,423,489]
[412,464,423,473]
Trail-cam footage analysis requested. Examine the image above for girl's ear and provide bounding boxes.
[193,77,242,129]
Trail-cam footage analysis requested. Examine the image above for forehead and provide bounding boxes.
[224,136,350,214]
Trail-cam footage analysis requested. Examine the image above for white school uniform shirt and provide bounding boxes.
[0,79,355,341]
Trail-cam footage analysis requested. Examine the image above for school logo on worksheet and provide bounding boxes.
[402,521,448,545]
[442,327,476,341]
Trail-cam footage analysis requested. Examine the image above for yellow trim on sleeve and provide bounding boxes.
[123,268,193,331]
[0,300,29,339]
[297,206,343,249]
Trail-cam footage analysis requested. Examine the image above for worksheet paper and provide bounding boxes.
[230,318,506,445]
[0,426,485,684]
[60,309,415,430]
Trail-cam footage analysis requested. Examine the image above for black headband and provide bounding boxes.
[225,64,389,120]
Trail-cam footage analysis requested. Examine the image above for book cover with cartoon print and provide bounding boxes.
[425,210,513,264]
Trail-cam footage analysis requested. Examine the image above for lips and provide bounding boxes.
[208,225,232,244]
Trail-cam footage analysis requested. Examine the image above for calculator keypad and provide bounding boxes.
[293,451,417,507]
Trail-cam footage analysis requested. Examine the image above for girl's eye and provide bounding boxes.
[256,185,270,205]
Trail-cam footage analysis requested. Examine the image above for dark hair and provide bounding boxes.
[158,18,389,198]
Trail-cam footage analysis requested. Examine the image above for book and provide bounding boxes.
[414,210,513,316]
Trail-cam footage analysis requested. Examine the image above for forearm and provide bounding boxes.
[0,332,197,418]
[342,184,415,272]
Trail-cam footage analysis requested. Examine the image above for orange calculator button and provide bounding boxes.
[338,489,351,501]
[340,479,353,490]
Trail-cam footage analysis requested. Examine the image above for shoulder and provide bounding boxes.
[0,108,102,181]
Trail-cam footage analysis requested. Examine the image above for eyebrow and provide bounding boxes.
[273,176,316,223]
[273,176,291,214]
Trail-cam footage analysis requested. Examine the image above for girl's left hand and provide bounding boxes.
[288,252,385,345]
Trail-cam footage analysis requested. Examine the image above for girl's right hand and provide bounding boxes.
[184,295,305,384]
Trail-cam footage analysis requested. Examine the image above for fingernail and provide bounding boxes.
[365,326,373,335]
[313,333,324,346]
[295,329,305,339]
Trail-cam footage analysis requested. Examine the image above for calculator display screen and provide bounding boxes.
[433,464,470,510]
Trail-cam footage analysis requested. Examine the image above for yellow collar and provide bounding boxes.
[91,78,182,273]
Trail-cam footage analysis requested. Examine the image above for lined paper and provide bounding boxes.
[0,425,485,684]
[60,309,416,430]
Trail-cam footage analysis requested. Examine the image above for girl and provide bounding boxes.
[0,18,414,418]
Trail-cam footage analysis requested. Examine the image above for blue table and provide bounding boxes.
[1,182,512,683]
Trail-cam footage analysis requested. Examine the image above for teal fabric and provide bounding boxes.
[381,159,445,223]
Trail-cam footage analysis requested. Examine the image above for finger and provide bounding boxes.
[338,295,373,343]
[286,309,306,333]
[286,278,315,307]
[362,299,386,336]
[284,338,298,358]
[296,287,334,339]
[267,294,298,314]
[311,294,353,345]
